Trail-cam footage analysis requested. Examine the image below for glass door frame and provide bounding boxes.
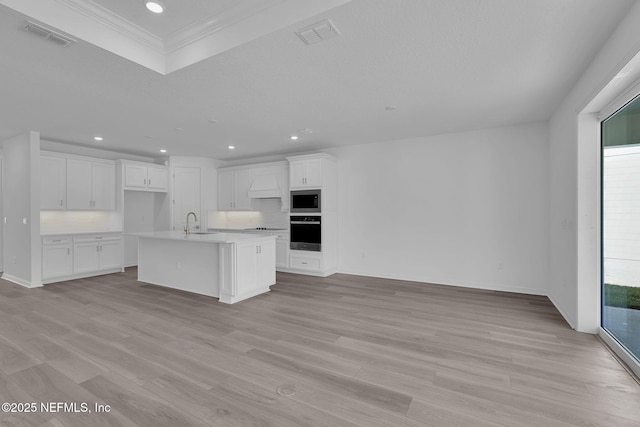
[599,88,640,379]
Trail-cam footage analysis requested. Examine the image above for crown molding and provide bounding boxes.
[164,0,282,54]
[56,0,163,53]
[2,0,352,75]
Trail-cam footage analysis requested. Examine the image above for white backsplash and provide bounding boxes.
[40,211,122,234]
[209,199,288,229]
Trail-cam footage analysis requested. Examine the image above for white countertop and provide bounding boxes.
[208,227,288,235]
[131,230,276,244]
[42,230,123,237]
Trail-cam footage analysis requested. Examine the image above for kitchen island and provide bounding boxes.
[133,231,276,304]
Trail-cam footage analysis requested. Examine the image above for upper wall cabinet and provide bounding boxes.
[288,157,323,188]
[122,161,168,192]
[67,158,116,210]
[41,154,67,210]
[41,152,116,211]
[218,169,253,210]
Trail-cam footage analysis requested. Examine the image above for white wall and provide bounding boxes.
[1,131,41,287]
[330,122,549,295]
[549,1,640,332]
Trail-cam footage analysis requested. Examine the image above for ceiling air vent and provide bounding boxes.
[24,21,77,47]
[296,19,340,45]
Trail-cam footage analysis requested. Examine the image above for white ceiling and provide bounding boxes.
[0,0,635,160]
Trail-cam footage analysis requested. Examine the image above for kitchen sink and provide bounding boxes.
[190,232,215,235]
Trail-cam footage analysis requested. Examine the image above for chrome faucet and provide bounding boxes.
[185,211,197,235]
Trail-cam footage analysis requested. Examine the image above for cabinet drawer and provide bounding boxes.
[290,255,321,271]
[74,235,121,243]
[42,236,72,245]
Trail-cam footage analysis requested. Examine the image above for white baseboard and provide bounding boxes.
[547,291,577,330]
[335,268,547,296]
[42,268,123,285]
[1,274,43,288]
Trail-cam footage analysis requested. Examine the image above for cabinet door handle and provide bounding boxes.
[67,248,70,255]
[148,179,151,186]
[60,199,63,207]
[144,179,147,185]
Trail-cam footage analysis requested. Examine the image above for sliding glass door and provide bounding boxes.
[602,94,640,362]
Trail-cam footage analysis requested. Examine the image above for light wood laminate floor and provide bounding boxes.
[0,269,639,426]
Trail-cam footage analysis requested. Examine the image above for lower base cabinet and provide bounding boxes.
[290,251,322,272]
[42,234,123,284]
[220,239,275,304]
[74,236,122,274]
[281,250,335,277]
[42,237,73,280]
[275,236,289,269]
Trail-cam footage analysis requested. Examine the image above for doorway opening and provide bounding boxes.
[601,93,640,363]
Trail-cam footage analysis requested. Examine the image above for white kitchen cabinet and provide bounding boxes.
[123,162,168,192]
[232,239,276,300]
[276,233,289,269]
[73,241,101,274]
[289,250,323,272]
[67,158,115,210]
[284,153,338,277]
[98,239,123,270]
[289,158,322,188]
[217,168,252,210]
[217,170,234,210]
[73,235,122,275]
[147,166,168,191]
[41,233,123,284]
[123,164,147,189]
[41,155,67,210]
[92,162,116,209]
[42,237,72,280]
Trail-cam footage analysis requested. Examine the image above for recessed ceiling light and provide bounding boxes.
[228,145,235,150]
[93,136,103,141]
[385,105,398,111]
[290,135,299,141]
[145,1,164,14]
[159,149,167,153]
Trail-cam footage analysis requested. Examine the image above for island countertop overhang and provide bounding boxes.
[130,231,275,244]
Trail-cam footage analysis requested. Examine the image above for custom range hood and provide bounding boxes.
[247,174,281,199]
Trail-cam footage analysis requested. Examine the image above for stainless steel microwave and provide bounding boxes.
[290,190,321,213]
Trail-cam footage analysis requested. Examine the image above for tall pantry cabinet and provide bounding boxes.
[285,153,338,277]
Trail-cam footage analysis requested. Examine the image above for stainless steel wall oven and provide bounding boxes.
[290,216,321,251]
